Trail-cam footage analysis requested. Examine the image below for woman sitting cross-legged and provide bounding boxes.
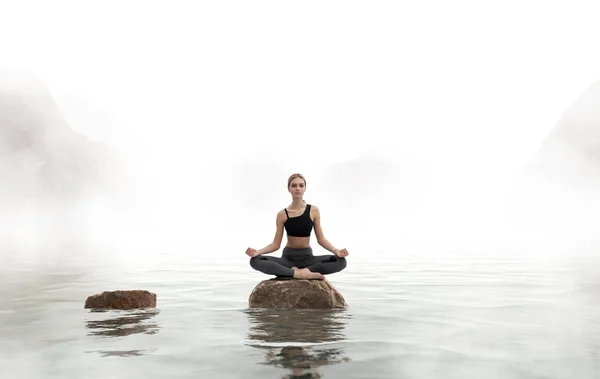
[245,173,349,280]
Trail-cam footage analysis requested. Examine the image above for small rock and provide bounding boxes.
[249,279,347,309]
[84,290,157,310]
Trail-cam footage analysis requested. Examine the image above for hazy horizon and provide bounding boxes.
[2,1,600,269]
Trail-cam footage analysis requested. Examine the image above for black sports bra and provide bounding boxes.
[284,204,313,237]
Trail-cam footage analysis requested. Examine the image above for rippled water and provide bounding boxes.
[2,249,600,378]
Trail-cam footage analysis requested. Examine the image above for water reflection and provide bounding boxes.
[244,308,351,378]
[94,349,157,357]
[85,309,160,338]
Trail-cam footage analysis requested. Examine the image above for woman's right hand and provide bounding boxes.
[245,247,259,257]
[334,248,349,258]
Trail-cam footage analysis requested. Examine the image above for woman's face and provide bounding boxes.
[288,178,306,198]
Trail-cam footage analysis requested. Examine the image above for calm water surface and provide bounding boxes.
[1,249,600,378]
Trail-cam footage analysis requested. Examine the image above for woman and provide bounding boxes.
[246,173,349,280]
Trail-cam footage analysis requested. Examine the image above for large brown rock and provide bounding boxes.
[248,279,347,309]
[84,290,157,309]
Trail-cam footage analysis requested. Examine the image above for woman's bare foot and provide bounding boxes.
[293,268,324,280]
[291,266,298,271]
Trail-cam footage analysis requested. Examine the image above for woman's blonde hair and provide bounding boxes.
[287,173,306,188]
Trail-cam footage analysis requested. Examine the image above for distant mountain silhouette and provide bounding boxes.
[0,76,123,257]
[525,79,600,190]
[0,82,119,200]
[503,79,600,247]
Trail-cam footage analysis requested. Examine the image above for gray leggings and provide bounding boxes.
[249,247,347,277]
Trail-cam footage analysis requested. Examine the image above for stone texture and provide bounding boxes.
[84,290,157,309]
[248,279,347,309]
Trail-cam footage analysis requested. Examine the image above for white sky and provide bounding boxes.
[1,0,600,258]
[2,1,599,161]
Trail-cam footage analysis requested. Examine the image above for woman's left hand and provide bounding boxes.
[334,248,349,258]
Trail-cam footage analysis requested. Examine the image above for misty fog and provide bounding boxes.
[1,2,600,272]
[2,76,600,271]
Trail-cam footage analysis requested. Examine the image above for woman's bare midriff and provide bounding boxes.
[285,235,311,249]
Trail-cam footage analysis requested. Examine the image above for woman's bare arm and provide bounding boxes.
[247,210,286,256]
[313,205,348,257]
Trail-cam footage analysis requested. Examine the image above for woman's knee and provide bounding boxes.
[337,257,347,270]
[249,256,262,269]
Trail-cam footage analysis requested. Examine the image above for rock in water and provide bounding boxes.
[248,279,347,309]
[84,290,157,309]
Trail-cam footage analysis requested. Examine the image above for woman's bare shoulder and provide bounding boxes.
[276,208,287,221]
[310,204,321,217]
